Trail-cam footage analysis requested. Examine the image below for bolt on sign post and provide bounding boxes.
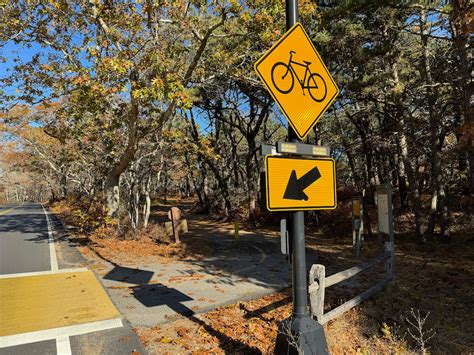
[254,1,335,353]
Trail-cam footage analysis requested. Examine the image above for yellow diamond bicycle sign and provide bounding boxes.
[254,23,339,140]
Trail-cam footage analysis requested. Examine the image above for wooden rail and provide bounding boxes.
[309,242,394,324]
[325,251,389,288]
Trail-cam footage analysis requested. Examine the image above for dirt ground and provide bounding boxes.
[54,198,474,354]
[135,221,474,354]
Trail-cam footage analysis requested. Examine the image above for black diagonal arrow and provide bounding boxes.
[283,166,321,201]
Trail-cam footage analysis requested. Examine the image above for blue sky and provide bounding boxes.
[1,40,54,100]
[1,40,44,76]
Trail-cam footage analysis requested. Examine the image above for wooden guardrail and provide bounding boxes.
[309,242,394,324]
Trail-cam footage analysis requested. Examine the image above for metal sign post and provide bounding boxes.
[274,1,329,353]
[352,195,364,257]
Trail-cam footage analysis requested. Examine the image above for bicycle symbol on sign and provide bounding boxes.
[271,51,327,103]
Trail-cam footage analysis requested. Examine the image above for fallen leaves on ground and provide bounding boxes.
[135,220,473,354]
[60,199,473,353]
[135,288,406,354]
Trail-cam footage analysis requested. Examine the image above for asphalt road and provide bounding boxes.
[0,203,51,274]
[0,203,147,355]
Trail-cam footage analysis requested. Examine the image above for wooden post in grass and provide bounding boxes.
[309,264,325,323]
[384,241,395,282]
[168,207,182,245]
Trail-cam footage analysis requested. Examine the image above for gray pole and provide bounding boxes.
[291,210,308,317]
[275,1,329,353]
[286,0,308,320]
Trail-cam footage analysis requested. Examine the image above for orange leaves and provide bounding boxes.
[40,64,54,71]
[1,104,31,126]
[70,74,91,86]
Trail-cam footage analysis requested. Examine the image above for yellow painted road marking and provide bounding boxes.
[0,204,22,216]
[0,270,120,336]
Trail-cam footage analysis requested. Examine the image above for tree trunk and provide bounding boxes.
[396,146,409,211]
[245,149,257,220]
[391,57,426,239]
[186,108,231,217]
[184,155,204,207]
[362,188,374,238]
[60,171,67,199]
[398,174,408,212]
[419,9,443,239]
[105,173,120,218]
[451,0,473,193]
[439,184,450,241]
[163,171,168,204]
[399,128,424,240]
[143,177,151,228]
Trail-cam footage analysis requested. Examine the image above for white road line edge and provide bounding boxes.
[40,203,69,355]
[41,204,59,272]
[0,318,123,348]
[0,267,89,279]
[56,336,72,355]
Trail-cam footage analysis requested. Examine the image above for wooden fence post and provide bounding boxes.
[352,228,356,252]
[309,264,325,323]
[384,242,395,282]
[356,227,362,258]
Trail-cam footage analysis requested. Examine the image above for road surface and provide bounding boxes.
[0,203,51,274]
[0,203,147,355]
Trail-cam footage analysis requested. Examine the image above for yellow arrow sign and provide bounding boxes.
[265,156,337,211]
[254,23,339,140]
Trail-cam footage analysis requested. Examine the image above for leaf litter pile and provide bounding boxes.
[135,217,474,354]
[55,199,473,353]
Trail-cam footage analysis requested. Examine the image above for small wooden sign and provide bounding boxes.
[375,184,394,245]
[168,207,181,221]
